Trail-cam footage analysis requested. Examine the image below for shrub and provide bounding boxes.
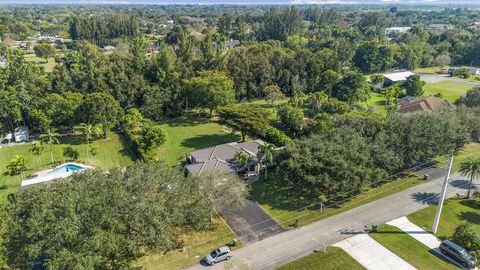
[262,126,291,147]
[63,146,80,161]
[452,224,480,251]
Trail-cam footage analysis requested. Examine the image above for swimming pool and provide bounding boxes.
[21,163,93,187]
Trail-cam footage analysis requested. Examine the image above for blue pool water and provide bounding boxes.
[44,164,84,178]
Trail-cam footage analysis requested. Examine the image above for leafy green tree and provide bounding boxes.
[218,104,270,142]
[89,145,99,156]
[63,146,80,161]
[29,109,52,133]
[278,105,305,133]
[258,143,275,179]
[0,91,22,141]
[78,92,124,139]
[264,84,285,110]
[456,87,480,108]
[40,128,60,164]
[402,75,425,97]
[137,124,165,154]
[310,92,328,112]
[74,123,101,159]
[452,224,480,251]
[185,71,235,117]
[29,142,43,167]
[33,44,56,63]
[4,162,243,269]
[332,71,370,106]
[459,157,480,198]
[6,155,27,178]
[234,151,249,171]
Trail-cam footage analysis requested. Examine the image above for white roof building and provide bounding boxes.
[383,71,415,84]
[385,27,411,37]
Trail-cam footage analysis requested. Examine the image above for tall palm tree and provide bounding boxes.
[28,142,43,167]
[234,151,249,173]
[258,143,275,179]
[40,128,60,164]
[74,123,101,159]
[459,157,480,198]
[310,92,328,112]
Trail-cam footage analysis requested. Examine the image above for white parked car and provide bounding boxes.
[204,246,233,265]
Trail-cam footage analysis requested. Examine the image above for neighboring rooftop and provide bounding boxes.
[186,139,264,176]
[383,71,415,83]
[399,96,448,113]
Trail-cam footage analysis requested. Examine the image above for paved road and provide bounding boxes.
[419,74,480,86]
[221,200,286,244]
[187,169,478,270]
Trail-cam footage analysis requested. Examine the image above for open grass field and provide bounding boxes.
[414,67,448,75]
[135,216,240,270]
[0,131,136,203]
[250,173,423,227]
[276,247,365,270]
[408,199,480,240]
[24,52,57,72]
[370,224,458,270]
[423,81,473,101]
[155,116,241,165]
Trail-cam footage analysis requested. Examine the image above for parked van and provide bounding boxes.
[439,240,476,269]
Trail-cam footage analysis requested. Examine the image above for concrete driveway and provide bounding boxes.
[334,233,416,270]
[419,74,480,86]
[221,200,286,244]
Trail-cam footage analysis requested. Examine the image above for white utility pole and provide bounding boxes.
[432,155,454,234]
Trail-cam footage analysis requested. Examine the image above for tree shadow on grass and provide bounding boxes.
[162,116,213,128]
[180,134,241,150]
[459,199,480,209]
[117,133,140,161]
[58,134,84,145]
[458,211,480,225]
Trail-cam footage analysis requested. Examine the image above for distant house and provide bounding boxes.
[465,67,480,75]
[428,24,455,31]
[448,66,480,76]
[382,71,415,86]
[0,55,6,66]
[384,27,411,37]
[399,96,448,113]
[397,96,417,106]
[102,46,116,55]
[3,126,29,143]
[185,139,264,176]
[224,39,240,51]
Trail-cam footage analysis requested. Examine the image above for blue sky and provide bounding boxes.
[1,0,479,4]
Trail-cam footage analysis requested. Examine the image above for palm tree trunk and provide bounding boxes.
[37,156,40,167]
[50,144,54,164]
[467,175,473,198]
[264,166,268,180]
[86,139,89,160]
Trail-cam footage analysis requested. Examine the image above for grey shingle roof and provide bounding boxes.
[186,139,264,176]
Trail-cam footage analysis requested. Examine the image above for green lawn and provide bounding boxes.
[414,67,447,75]
[423,81,474,101]
[24,52,57,72]
[367,92,387,116]
[408,199,480,240]
[155,116,241,165]
[370,224,458,270]
[135,216,239,270]
[0,131,137,203]
[250,173,422,227]
[276,247,365,270]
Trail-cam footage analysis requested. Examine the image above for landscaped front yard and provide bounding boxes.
[370,225,458,270]
[250,173,423,227]
[276,247,365,270]
[0,131,136,203]
[408,199,480,240]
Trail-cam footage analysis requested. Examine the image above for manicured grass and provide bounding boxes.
[250,173,423,227]
[370,224,458,270]
[24,52,57,72]
[451,143,480,172]
[276,247,365,270]
[155,116,241,165]
[415,67,448,75]
[135,216,240,270]
[0,131,136,203]
[408,199,480,240]
[423,81,473,101]
[366,92,387,115]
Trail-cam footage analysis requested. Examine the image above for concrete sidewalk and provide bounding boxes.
[334,234,416,270]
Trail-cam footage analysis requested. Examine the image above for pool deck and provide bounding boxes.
[21,162,93,187]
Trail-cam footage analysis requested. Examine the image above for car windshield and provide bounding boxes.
[209,249,219,257]
[459,249,473,260]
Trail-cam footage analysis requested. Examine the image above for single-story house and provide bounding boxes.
[384,27,411,37]
[397,96,417,106]
[448,66,480,76]
[224,39,240,50]
[428,24,455,31]
[0,56,6,66]
[3,126,29,143]
[399,96,448,113]
[383,71,415,86]
[185,139,264,176]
